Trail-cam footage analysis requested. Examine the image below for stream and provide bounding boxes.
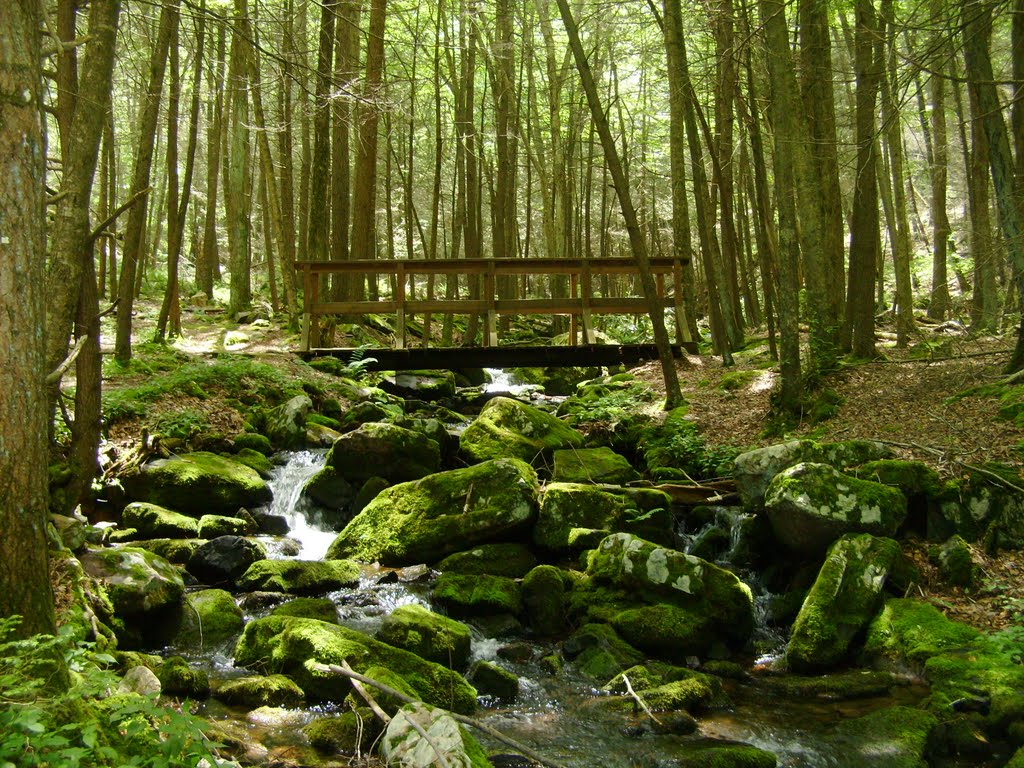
[172,449,952,768]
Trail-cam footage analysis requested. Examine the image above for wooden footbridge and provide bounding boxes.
[296,257,698,370]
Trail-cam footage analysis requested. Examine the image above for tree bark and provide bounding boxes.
[0,0,57,637]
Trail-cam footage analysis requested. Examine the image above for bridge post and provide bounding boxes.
[396,262,406,349]
[672,259,692,344]
[570,273,578,345]
[299,265,311,352]
[581,260,596,344]
[485,260,498,346]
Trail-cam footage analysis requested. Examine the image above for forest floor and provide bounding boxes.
[94,301,1024,634]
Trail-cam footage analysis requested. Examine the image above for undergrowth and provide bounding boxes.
[0,617,220,767]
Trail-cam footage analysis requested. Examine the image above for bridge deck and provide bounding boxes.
[300,343,695,370]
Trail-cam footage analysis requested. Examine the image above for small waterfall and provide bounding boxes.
[263,450,336,560]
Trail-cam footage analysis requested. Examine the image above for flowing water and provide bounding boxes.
[188,452,950,768]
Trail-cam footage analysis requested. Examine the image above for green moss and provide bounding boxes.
[637,671,723,713]
[468,660,519,701]
[170,588,244,649]
[197,514,252,539]
[360,664,423,715]
[460,396,584,466]
[934,535,978,588]
[552,447,640,485]
[1007,746,1024,768]
[303,710,381,754]
[234,615,477,712]
[611,603,713,659]
[236,559,362,595]
[232,432,273,456]
[535,484,672,551]
[862,598,980,668]
[123,451,271,517]
[640,407,740,482]
[326,458,539,565]
[436,543,537,577]
[761,670,901,700]
[555,374,657,426]
[521,565,567,637]
[121,502,199,538]
[271,597,340,624]
[853,460,943,498]
[232,447,273,477]
[432,573,522,616]
[158,656,210,699]
[662,741,777,768]
[565,623,644,681]
[306,413,342,430]
[376,604,472,670]
[786,534,902,673]
[326,422,441,482]
[215,674,305,708]
[128,538,204,564]
[832,705,937,768]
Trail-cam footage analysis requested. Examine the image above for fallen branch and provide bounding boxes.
[878,439,1024,495]
[339,659,390,724]
[46,335,88,385]
[88,187,151,245]
[311,662,566,768]
[621,674,661,725]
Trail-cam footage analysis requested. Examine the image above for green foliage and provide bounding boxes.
[307,346,379,381]
[103,358,304,424]
[0,617,220,768]
[150,410,211,440]
[556,374,657,425]
[640,407,740,481]
[102,343,194,381]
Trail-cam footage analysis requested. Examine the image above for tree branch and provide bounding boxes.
[46,335,88,386]
[87,187,151,244]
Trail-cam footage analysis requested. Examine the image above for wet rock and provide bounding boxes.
[271,596,340,624]
[232,447,274,478]
[935,534,977,588]
[786,533,901,673]
[382,702,491,768]
[121,502,199,539]
[305,421,342,447]
[264,394,312,449]
[380,370,458,401]
[118,665,161,696]
[251,510,289,536]
[186,535,266,585]
[862,598,979,669]
[496,642,535,664]
[535,484,672,552]
[168,588,244,649]
[376,603,472,671]
[326,458,539,566]
[764,462,907,556]
[300,465,356,511]
[215,674,305,709]
[831,705,937,768]
[758,670,902,700]
[197,513,255,539]
[436,543,537,578]
[648,739,777,768]
[236,558,362,595]
[325,421,441,483]
[734,439,892,509]
[49,513,87,551]
[521,565,567,637]
[234,615,477,713]
[80,546,184,619]
[123,452,272,517]
[232,432,273,456]
[552,446,640,485]
[468,660,519,702]
[432,573,521,616]
[158,656,210,698]
[303,708,382,754]
[460,396,584,467]
[564,623,644,681]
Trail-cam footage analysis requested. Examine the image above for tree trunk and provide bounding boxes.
[225,0,252,317]
[928,0,952,320]
[0,0,57,636]
[198,13,226,299]
[555,0,684,407]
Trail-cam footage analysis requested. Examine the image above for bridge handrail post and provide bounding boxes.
[485,260,498,347]
[396,262,406,350]
[299,263,313,352]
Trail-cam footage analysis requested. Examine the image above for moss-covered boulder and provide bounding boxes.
[552,447,640,485]
[326,458,539,566]
[935,534,977,588]
[121,502,199,539]
[758,670,902,700]
[158,656,210,699]
[583,533,754,653]
[264,394,312,449]
[270,597,340,623]
[432,573,521,616]
[831,705,937,768]
[186,535,266,584]
[734,439,891,509]
[664,740,778,768]
[563,623,644,681]
[232,432,273,456]
[301,465,357,511]
[376,604,473,671]
[764,462,907,555]
[380,370,458,401]
[786,534,902,673]
[534,484,672,552]
[80,546,184,619]
[460,396,583,466]
[303,709,382,754]
[236,559,362,594]
[521,565,567,637]
[509,365,601,396]
[635,670,723,714]
[852,460,943,499]
[467,660,519,702]
[197,514,254,539]
[123,452,272,517]
[234,615,477,713]
[325,422,441,483]
[232,447,273,478]
[861,598,980,669]
[436,543,537,578]
[215,674,305,709]
[169,588,244,649]
[382,702,493,768]
[131,538,205,565]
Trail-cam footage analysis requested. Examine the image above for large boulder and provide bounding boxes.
[80,546,184,618]
[734,439,892,509]
[186,535,266,585]
[435,543,537,578]
[786,533,902,673]
[215,674,305,709]
[521,565,567,637]
[121,502,199,539]
[326,458,539,566]
[376,604,473,671]
[459,396,583,466]
[764,462,908,556]
[580,533,754,656]
[831,706,937,768]
[264,394,312,449]
[123,452,271,518]
[234,615,477,713]
[432,573,522,617]
[236,559,362,595]
[861,598,979,669]
[324,422,441,484]
[380,370,457,402]
[197,514,255,539]
[534,484,672,552]
[169,588,244,649]
[382,702,492,768]
[552,447,640,485]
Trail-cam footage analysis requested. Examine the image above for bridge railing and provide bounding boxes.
[294,257,693,352]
